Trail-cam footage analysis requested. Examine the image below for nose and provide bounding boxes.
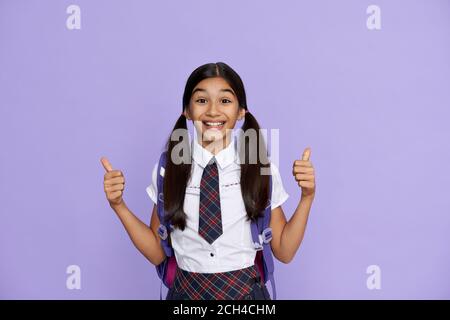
[205,101,221,117]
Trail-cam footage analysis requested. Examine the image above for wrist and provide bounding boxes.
[301,192,315,202]
[110,199,125,211]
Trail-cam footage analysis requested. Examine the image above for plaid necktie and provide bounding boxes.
[199,157,223,244]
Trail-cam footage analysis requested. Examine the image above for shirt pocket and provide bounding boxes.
[221,181,241,190]
[185,185,200,196]
[219,180,245,231]
[183,185,200,230]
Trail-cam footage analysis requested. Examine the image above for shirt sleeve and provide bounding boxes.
[270,162,289,210]
[145,161,159,204]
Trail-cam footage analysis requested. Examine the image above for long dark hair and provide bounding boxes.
[163,62,270,230]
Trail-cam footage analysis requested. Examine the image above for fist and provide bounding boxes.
[101,157,125,206]
[292,147,316,198]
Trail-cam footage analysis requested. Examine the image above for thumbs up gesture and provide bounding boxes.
[292,147,316,198]
[101,157,125,207]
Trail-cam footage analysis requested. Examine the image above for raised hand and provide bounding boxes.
[292,147,316,198]
[101,157,125,207]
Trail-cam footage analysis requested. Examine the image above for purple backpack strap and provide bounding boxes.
[155,151,173,257]
[154,151,174,300]
[250,172,277,300]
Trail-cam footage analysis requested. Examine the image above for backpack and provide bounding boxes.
[154,151,277,300]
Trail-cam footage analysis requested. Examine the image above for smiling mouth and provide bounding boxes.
[202,121,225,130]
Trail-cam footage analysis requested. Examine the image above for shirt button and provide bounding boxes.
[210,253,214,257]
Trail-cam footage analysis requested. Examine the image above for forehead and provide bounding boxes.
[192,77,235,96]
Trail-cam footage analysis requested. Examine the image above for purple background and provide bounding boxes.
[1,0,449,299]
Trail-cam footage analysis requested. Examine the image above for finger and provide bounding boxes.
[101,157,113,172]
[293,166,314,174]
[108,190,122,200]
[295,173,315,181]
[298,181,314,188]
[302,147,311,161]
[105,184,124,192]
[295,174,315,181]
[104,176,125,186]
[294,160,312,167]
[104,170,123,180]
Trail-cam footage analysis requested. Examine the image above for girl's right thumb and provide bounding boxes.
[101,157,113,172]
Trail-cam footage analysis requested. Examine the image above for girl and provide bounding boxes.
[101,62,316,300]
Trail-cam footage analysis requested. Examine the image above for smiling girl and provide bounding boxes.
[101,62,316,300]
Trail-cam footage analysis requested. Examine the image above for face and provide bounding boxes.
[184,77,246,148]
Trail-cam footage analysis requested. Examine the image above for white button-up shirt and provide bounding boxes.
[146,135,289,273]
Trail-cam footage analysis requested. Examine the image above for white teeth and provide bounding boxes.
[205,122,224,126]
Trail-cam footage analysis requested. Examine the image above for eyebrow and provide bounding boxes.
[192,87,236,96]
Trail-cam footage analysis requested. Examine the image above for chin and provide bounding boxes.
[202,130,226,142]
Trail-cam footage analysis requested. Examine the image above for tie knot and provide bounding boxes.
[207,157,216,166]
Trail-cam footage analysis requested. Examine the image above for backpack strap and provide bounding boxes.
[155,150,174,300]
[250,171,277,300]
[156,151,174,257]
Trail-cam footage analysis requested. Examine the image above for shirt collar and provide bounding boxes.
[192,134,237,170]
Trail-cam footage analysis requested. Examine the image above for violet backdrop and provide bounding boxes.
[1,0,449,299]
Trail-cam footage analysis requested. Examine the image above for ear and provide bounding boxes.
[183,109,191,120]
[238,108,246,121]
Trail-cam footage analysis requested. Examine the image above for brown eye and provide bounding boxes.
[222,98,231,104]
[196,98,207,104]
